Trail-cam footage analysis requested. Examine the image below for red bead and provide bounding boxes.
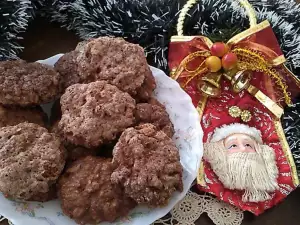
[222,52,238,70]
[210,42,229,57]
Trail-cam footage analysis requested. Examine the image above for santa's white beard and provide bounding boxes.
[204,142,279,202]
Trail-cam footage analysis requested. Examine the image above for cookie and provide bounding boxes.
[54,51,89,91]
[135,98,174,137]
[58,156,135,224]
[0,105,46,128]
[135,70,156,102]
[59,81,136,148]
[77,37,149,96]
[50,120,96,163]
[0,123,66,201]
[111,123,183,206]
[0,60,60,106]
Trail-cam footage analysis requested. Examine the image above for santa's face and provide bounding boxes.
[224,134,256,154]
[204,134,279,202]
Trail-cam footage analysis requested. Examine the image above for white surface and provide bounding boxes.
[0,54,203,225]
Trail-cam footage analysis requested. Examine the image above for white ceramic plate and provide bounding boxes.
[0,54,203,225]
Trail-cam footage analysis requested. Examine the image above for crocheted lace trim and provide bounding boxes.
[153,191,244,225]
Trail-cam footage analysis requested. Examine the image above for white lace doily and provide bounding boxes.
[2,191,243,225]
[153,191,244,225]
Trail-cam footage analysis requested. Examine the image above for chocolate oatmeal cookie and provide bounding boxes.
[77,37,150,96]
[50,120,96,163]
[54,51,92,92]
[111,123,183,206]
[67,146,96,162]
[59,81,136,148]
[30,184,58,202]
[0,123,66,201]
[58,156,135,224]
[0,105,46,128]
[54,51,80,91]
[49,120,61,137]
[135,70,156,102]
[0,60,60,106]
[75,40,90,53]
[135,98,174,137]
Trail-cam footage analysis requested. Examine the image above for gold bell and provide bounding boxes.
[228,70,252,93]
[223,67,238,80]
[198,72,222,97]
[202,72,222,88]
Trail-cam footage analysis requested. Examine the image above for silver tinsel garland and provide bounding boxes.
[48,0,78,30]
[0,0,32,60]
[50,0,181,69]
[283,100,300,175]
[0,0,48,60]
[249,0,300,29]
[49,0,300,74]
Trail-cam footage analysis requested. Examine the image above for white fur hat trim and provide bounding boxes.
[210,123,263,144]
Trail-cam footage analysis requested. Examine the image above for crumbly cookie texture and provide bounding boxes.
[0,123,66,201]
[135,70,156,102]
[54,51,82,91]
[111,123,183,206]
[50,120,96,163]
[135,98,174,137]
[59,81,136,148]
[0,105,46,128]
[58,156,136,224]
[77,37,149,96]
[0,60,60,106]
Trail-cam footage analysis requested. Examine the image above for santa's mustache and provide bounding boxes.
[204,142,279,202]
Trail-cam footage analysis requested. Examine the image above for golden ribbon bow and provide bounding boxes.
[171,20,300,119]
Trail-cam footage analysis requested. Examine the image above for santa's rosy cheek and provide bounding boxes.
[245,146,256,153]
[227,148,241,154]
[227,148,256,154]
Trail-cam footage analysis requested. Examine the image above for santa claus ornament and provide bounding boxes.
[205,123,279,203]
[169,0,300,215]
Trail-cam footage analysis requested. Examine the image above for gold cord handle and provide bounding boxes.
[177,0,257,36]
[239,0,257,28]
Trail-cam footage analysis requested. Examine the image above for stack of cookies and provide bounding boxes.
[0,37,183,225]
